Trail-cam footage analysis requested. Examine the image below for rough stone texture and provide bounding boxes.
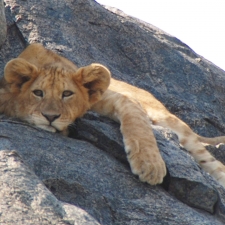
[0,0,7,47]
[0,0,225,224]
[0,149,100,225]
[0,117,224,225]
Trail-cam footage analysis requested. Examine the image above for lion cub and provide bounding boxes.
[1,43,225,187]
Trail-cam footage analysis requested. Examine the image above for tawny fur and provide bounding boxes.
[1,43,225,187]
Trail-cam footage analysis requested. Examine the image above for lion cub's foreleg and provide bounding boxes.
[92,91,166,185]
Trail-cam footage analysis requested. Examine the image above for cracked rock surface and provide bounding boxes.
[1,0,225,224]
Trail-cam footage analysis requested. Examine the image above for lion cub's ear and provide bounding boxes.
[4,58,38,90]
[75,63,111,105]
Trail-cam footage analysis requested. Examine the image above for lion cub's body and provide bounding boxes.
[1,43,225,187]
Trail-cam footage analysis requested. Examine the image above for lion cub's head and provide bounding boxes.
[1,58,111,134]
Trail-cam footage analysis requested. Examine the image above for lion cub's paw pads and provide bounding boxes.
[129,153,166,185]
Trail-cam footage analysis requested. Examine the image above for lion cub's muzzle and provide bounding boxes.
[33,112,69,134]
[41,113,61,123]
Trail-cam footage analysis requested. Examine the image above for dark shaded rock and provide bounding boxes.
[1,0,225,224]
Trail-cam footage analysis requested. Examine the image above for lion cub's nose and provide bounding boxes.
[42,113,61,123]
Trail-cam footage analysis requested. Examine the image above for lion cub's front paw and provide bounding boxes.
[125,140,166,185]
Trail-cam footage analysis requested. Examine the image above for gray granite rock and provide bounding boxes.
[0,149,100,225]
[1,0,225,224]
[0,117,224,225]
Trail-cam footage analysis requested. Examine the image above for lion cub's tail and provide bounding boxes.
[198,135,225,145]
[151,112,225,187]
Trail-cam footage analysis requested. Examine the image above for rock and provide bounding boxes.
[0,149,100,225]
[0,117,224,225]
[1,0,225,224]
[0,0,6,47]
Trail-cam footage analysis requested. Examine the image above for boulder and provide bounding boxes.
[1,0,225,224]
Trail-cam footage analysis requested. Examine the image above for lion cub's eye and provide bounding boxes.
[33,90,44,97]
[62,90,74,98]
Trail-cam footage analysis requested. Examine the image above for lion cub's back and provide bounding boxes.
[108,78,167,113]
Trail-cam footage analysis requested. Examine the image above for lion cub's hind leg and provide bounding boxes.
[151,112,225,187]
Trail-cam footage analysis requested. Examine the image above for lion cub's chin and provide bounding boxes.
[36,124,69,136]
[36,125,57,133]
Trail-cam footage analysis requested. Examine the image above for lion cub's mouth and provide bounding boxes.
[35,124,59,133]
[36,121,71,135]
[34,122,70,136]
